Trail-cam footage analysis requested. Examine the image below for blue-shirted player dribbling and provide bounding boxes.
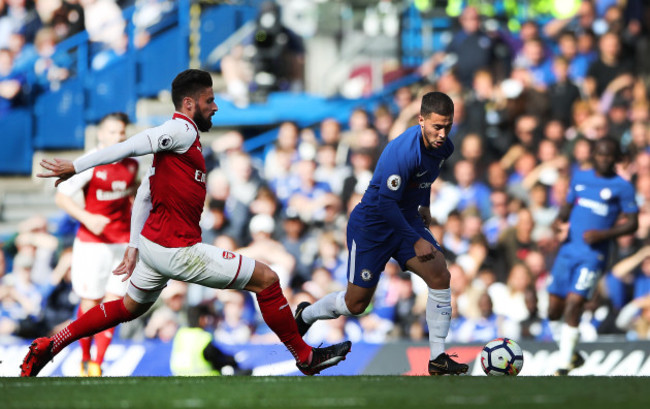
[295,91,469,375]
[547,137,638,375]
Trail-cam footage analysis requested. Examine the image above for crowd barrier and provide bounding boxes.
[2,338,649,377]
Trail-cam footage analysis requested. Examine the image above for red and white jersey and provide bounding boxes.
[59,155,139,244]
[140,113,207,247]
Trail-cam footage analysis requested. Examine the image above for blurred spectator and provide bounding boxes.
[523,250,550,293]
[200,199,240,247]
[0,47,25,116]
[0,0,42,46]
[453,292,519,343]
[286,157,332,222]
[132,0,174,49]
[314,143,351,197]
[339,107,371,159]
[548,56,581,127]
[420,6,493,88]
[609,245,650,307]
[203,130,245,172]
[489,263,532,324]
[584,31,634,99]
[513,38,554,89]
[7,29,37,75]
[279,208,318,289]
[614,246,650,339]
[237,214,295,288]
[312,231,347,288]
[486,161,509,191]
[482,190,510,248]
[170,303,251,376]
[12,247,78,338]
[220,44,254,108]
[429,178,461,225]
[458,133,491,180]
[544,0,597,39]
[455,234,489,281]
[32,27,70,91]
[214,290,254,345]
[372,104,394,149]
[623,120,650,158]
[497,207,537,280]
[318,118,347,165]
[341,147,374,209]
[224,151,264,206]
[206,169,249,246]
[451,160,492,220]
[556,30,595,86]
[519,286,553,341]
[246,185,284,242]
[226,151,265,207]
[51,0,85,40]
[264,121,300,180]
[80,0,127,69]
[442,210,469,258]
[144,280,188,342]
[0,249,43,337]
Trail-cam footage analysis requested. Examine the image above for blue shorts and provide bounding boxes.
[345,215,442,288]
[547,247,606,299]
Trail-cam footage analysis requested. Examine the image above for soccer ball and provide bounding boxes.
[480,337,524,376]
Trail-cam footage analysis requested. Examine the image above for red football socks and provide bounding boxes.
[256,281,312,364]
[51,300,133,356]
[77,307,92,362]
[93,327,116,365]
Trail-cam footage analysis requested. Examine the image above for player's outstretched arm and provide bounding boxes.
[39,128,160,187]
[37,158,76,187]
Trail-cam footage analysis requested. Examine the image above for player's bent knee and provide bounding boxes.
[346,300,369,315]
[246,261,279,293]
[426,268,450,289]
[123,295,152,319]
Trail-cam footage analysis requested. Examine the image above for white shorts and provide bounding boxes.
[127,235,256,304]
[71,239,130,300]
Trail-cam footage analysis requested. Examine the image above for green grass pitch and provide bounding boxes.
[2,376,649,409]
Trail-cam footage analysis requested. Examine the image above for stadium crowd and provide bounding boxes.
[2,0,650,354]
[0,0,174,116]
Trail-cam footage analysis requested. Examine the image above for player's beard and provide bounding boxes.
[194,111,212,132]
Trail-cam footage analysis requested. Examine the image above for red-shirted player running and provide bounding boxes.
[23,69,350,377]
[56,112,138,376]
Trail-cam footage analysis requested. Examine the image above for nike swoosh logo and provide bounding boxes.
[279,303,290,311]
[416,170,428,177]
[436,303,451,308]
[430,361,448,370]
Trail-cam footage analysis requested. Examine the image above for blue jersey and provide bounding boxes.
[353,125,454,245]
[563,169,638,257]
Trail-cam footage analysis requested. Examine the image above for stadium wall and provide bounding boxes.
[2,339,650,377]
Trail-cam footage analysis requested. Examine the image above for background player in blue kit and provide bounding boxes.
[547,137,638,376]
[295,91,469,375]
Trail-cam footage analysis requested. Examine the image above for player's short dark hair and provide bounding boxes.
[594,136,622,159]
[99,112,129,126]
[420,91,454,118]
[171,69,213,109]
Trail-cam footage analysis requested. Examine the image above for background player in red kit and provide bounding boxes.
[55,112,138,376]
[22,69,350,377]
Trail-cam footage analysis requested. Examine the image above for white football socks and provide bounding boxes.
[557,323,580,370]
[548,320,562,344]
[302,291,351,324]
[426,288,451,360]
